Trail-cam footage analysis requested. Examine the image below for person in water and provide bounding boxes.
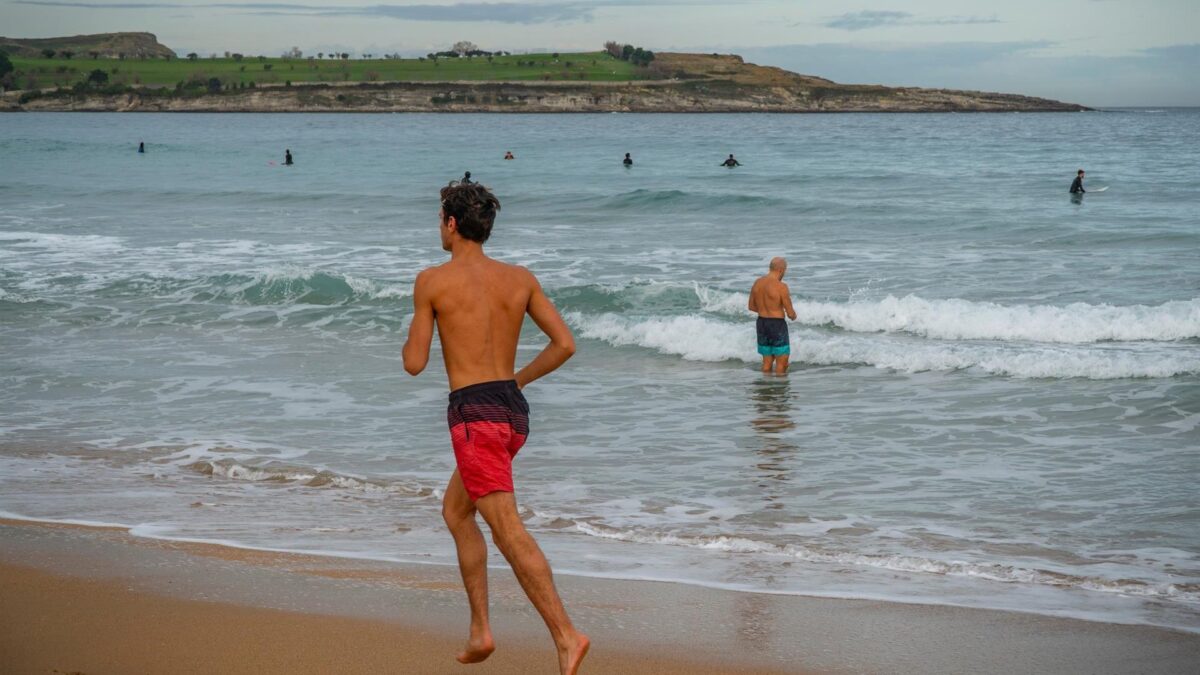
[402,181,589,675]
[623,153,633,166]
[138,141,145,154]
[748,257,797,374]
[1070,169,1085,194]
[284,149,293,166]
[504,151,515,160]
[722,154,741,167]
[461,171,474,184]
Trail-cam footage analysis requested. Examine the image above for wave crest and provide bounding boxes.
[567,312,1200,379]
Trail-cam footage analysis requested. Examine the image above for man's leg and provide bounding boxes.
[761,355,774,373]
[442,470,495,664]
[774,355,790,375]
[475,491,590,675]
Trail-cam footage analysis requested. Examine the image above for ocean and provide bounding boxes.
[2,111,1198,632]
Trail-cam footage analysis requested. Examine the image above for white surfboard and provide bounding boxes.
[1090,186,1109,193]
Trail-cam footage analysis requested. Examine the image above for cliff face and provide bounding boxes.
[2,79,1087,113]
[0,32,175,59]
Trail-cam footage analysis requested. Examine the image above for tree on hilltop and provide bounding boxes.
[452,41,478,56]
[187,52,198,61]
[603,41,621,58]
[0,51,13,80]
[42,48,55,59]
[86,69,109,86]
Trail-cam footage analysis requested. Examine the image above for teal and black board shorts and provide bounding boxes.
[756,317,790,356]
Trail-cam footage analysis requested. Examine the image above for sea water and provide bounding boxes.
[1,111,1198,631]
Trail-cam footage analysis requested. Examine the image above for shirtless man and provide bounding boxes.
[748,257,797,374]
[402,182,590,675]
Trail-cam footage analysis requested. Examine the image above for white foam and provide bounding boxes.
[787,295,1200,343]
[569,522,1200,602]
[567,312,1200,379]
[689,286,1200,344]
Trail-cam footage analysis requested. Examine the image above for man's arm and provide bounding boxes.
[515,273,576,389]
[402,270,436,376]
[781,283,797,321]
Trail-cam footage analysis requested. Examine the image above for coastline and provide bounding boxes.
[2,517,1197,674]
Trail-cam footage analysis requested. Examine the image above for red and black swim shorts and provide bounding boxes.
[447,379,530,501]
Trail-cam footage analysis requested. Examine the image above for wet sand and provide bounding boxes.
[1,518,1197,674]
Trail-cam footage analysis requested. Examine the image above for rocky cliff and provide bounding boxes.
[1,52,1087,113]
[0,32,175,59]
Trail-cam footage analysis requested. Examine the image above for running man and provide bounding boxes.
[1070,169,1085,194]
[748,257,797,374]
[402,181,590,675]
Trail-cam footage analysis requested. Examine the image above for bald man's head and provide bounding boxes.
[769,257,787,274]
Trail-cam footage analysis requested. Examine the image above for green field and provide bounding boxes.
[8,51,653,90]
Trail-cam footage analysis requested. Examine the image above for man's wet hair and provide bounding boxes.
[1078,169,1085,175]
[440,181,501,243]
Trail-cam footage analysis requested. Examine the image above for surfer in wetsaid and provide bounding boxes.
[748,257,797,374]
[402,180,590,675]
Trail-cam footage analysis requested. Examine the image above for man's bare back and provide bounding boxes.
[414,256,532,391]
[748,275,795,319]
[402,182,588,675]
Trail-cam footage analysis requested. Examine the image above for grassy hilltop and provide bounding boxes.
[6,51,650,91]
[1,33,1088,113]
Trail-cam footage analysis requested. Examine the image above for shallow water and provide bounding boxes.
[1,111,1198,631]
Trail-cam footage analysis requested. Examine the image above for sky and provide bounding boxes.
[3,0,1198,106]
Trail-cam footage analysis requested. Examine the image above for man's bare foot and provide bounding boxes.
[557,632,590,675]
[456,633,495,664]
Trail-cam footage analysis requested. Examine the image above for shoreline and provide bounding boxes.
[3,517,1198,674]
[5,511,1193,634]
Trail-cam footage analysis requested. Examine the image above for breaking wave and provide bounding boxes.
[567,312,1200,379]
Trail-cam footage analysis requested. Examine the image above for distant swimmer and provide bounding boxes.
[1070,169,1085,194]
[748,257,797,375]
[623,153,633,167]
[504,151,515,160]
[461,171,474,184]
[138,141,145,154]
[721,154,741,167]
[285,149,294,166]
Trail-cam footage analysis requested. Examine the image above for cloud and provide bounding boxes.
[14,0,731,23]
[824,10,1002,32]
[825,10,910,31]
[14,1,595,24]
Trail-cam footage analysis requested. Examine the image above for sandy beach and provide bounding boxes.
[2,517,1198,675]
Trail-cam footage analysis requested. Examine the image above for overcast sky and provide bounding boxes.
[4,0,1198,106]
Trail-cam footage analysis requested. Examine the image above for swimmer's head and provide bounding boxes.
[769,257,787,276]
[440,182,500,248]
[1078,169,1085,176]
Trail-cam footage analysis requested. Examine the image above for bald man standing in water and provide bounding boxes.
[403,181,589,675]
[748,257,797,374]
